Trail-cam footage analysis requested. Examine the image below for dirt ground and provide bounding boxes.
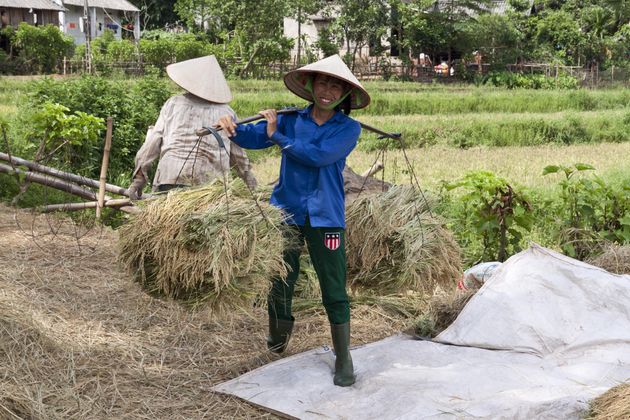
[0,204,407,419]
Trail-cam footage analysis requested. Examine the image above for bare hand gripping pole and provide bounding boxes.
[195,108,301,137]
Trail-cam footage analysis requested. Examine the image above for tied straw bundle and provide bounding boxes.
[346,185,462,294]
[118,179,293,312]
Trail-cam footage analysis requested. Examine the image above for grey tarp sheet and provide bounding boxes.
[213,245,630,419]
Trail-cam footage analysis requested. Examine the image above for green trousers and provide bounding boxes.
[268,219,350,325]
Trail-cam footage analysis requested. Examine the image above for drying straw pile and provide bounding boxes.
[118,179,293,312]
[346,186,462,294]
[586,244,630,275]
[588,383,630,419]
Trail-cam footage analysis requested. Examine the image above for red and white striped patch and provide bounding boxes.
[324,232,341,251]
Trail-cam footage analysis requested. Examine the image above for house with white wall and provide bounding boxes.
[58,0,140,44]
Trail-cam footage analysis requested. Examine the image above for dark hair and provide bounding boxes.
[337,93,352,115]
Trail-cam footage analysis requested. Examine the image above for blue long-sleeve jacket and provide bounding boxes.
[230,105,361,228]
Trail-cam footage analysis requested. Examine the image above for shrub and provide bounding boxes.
[442,171,533,262]
[107,40,137,62]
[543,164,630,259]
[16,75,173,181]
[139,37,175,69]
[12,23,74,74]
[483,71,578,90]
[172,34,207,62]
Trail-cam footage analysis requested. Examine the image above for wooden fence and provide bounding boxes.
[55,56,630,87]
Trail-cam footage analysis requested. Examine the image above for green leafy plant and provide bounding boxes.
[543,163,630,258]
[443,170,533,262]
[26,102,104,171]
[18,75,172,180]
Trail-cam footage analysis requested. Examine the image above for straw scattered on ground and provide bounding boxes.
[346,185,462,293]
[587,244,630,275]
[118,180,292,312]
[412,289,476,338]
[587,383,630,420]
[0,203,411,419]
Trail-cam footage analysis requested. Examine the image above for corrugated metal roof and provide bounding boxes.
[0,0,65,11]
[432,0,535,16]
[63,0,139,12]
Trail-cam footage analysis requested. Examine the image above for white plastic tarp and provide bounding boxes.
[213,245,630,419]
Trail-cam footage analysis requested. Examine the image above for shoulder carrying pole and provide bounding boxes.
[196,108,402,140]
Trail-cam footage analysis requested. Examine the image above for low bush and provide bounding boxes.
[7,23,74,74]
[482,71,579,89]
[13,75,173,181]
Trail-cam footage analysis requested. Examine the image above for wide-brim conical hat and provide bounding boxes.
[284,54,370,109]
[166,55,232,103]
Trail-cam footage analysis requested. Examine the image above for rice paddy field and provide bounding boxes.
[1,75,629,419]
[228,80,630,194]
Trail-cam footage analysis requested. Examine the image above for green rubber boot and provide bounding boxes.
[267,317,294,353]
[331,322,355,387]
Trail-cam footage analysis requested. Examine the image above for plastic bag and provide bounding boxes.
[458,262,502,290]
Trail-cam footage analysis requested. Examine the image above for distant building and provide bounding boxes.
[429,0,536,16]
[0,0,65,28]
[283,0,536,62]
[59,0,140,44]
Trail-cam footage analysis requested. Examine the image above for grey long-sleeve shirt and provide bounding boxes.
[132,93,257,190]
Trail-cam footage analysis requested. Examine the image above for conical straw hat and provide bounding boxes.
[284,54,370,109]
[166,55,232,103]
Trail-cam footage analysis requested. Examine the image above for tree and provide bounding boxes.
[603,0,630,32]
[535,10,586,64]
[174,0,218,33]
[401,0,491,72]
[174,0,293,71]
[331,0,390,70]
[287,0,326,64]
[469,14,522,68]
[129,0,179,30]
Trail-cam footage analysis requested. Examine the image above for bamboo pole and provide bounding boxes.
[196,110,401,141]
[0,163,97,201]
[30,198,133,213]
[96,117,114,219]
[0,152,129,196]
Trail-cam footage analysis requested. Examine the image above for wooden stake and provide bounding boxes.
[96,117,114,219]
[361,161,384,178]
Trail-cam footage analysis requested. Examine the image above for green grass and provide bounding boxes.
[227,79,630,116]
[0,77,29,117]
[356,110,630,149]
[3,76,630,119]
[251,142,630,192]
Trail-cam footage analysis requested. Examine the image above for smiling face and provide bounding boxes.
[312,74,349,110]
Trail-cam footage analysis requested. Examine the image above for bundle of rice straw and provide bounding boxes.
[588,383,630,419]
[586,244,630,275]
[346,185,462,294]
[118,179,293,312]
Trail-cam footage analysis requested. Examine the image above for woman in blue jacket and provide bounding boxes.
[217,54,370,387]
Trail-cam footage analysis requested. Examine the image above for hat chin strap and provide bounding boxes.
[304,77,351,111]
